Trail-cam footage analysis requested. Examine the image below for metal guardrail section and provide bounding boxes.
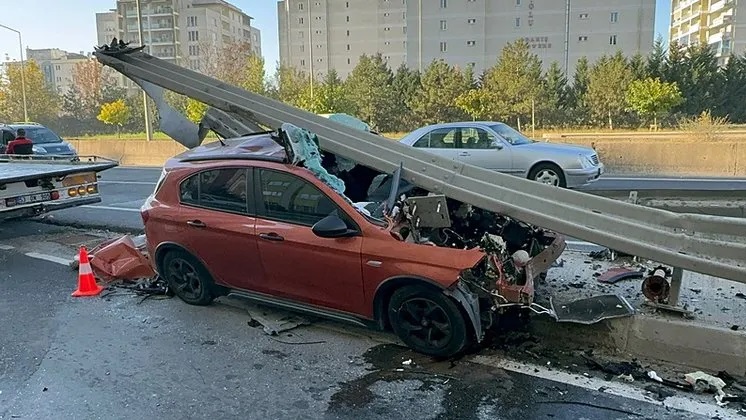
[586,189,746,201]
[94,48,746,282]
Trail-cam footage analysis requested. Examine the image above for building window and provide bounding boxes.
[55,65,61,70]
[317,58,323,62]
[187,16,197,26]
[440,0,447,8]
[467,40,476,46]
[316,44,322,48]
[515,17,520,27]
[298,2,303,10]
[468,18,476,24]
[346,16,350,22]
[440,41,447,52]
[300,44,305,52]
[315,30,321,34]
[315,16,322,20]
[516,0,521,4]
[298,31,304,39]
[610,35,617,45]
[188,45,200,55]
[384,12,389,17]
[346,44,350,50]
[298,17,304,24]
[188,31,199,41]
[385,41,390,45]
[301,59,305,66]
[579,13,588,20]
[578,36,588,42]
[440,20,447,30]
[348,58,351,64]
[346,1,349,7]
[384,27,391,31]
[346,30,350,36]
[610,12,619,23]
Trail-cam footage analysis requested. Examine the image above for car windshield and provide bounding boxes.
[489,123,533,145]
[12,126,62,144]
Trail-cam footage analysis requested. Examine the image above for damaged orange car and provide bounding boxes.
[142,126,565,357]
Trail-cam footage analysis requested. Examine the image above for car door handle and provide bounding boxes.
[259,232,285,242]
[186,220,206,228]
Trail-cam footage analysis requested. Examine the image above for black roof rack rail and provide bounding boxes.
[178,155,287,164]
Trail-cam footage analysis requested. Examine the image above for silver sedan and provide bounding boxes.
[398,121,605,188]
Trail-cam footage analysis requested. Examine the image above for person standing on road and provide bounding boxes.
[5,128,34,155]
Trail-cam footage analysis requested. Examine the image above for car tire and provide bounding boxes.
[529,163,567,188]
[161,249,216,306]
[388,285,470,357]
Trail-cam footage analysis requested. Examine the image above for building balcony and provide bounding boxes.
[710,0,735,13]
[710,14,733,28]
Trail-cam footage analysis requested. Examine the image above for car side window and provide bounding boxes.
[412,128,458,149]
[461,128,498,150]
[2,130,14,145]
[179,168,249,214]
[257,169,340,226]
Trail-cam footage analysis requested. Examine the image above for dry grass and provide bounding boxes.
[678,111,730,142]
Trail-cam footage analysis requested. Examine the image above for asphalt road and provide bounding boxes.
[41,166,746,233]
[0,220,728,420]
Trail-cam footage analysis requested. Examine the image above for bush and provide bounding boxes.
[678,110,729,141]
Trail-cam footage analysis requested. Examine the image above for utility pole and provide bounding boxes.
[307,0,313,98]
[136,0,153,141]
[0,24,28,121]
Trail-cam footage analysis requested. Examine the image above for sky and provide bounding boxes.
[0,0,672,75]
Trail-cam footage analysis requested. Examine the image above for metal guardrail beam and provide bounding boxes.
[586,189,746,201]
[93,48,746,282]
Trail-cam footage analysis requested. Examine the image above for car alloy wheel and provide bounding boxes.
[535,169,560,186]
[161,250,216,306]
[388,286,469,357]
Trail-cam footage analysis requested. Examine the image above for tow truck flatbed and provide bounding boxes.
[0,155,118,221]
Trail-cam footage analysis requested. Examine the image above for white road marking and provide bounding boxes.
[81,205,141,213]
[472,356,739,418]
[25,252,72,266]
[0,244,15,250]
[98,181,156,185]
[602,176,746,182]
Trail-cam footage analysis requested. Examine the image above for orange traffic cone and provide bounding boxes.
[72,246,104,297]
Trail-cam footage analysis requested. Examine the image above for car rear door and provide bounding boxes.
[457,127,514,172]
[176,167,265,291]
[411,127,462,162]
[252,167,365,314]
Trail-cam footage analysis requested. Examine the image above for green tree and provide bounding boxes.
[646,36,667,80]
[587,54,633,129]
[568,57,591,125]
[241,54,266,94]
[97,99,131,137]
[629,53,648,80]
[392,64,421,131]
[269,64,309,108]
[298,69,352,114]
[542,61,570,126]
[0,60,59,123]
[185,98,208,123]
[481,40,544,128]
[625,78,683,128]
[344,53,398,132]
[409,59,470,124]
[455,88,492,121]
[715,55,746,122]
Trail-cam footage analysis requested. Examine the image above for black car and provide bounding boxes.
[1,123,77,156]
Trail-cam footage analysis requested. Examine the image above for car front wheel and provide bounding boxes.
[388,286,470,357]
[529,163,567,188]
[161,250,216,306]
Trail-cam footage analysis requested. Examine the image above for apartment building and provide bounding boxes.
[278,0,407,79]
[278,0,656,79]
[670,0,744,65]
[96,0,261,75]
[25,48,90,94]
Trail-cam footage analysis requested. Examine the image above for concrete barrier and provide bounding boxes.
[70,137,746,176]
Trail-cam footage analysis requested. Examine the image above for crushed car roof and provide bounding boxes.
[172,131,289,164]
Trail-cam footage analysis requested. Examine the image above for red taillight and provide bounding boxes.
[51,191,60,200]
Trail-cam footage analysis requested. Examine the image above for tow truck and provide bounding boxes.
[0,154,118,222]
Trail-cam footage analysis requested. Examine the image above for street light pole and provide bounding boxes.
[0,24,29,122]
[135,0,153,141]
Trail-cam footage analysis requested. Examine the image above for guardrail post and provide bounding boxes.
[668,267,684,307]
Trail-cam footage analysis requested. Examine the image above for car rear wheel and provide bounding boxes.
[529,163,566,188]
[388,286,469,357]
[162,250,216,306]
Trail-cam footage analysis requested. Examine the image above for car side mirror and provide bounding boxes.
[492,142,504,150]
[312,211,357,238]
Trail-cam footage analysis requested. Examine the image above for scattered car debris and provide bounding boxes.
[245,303,312,336]
[402,359,413,366]
[648,371,664,383]
[597,267,645,284]
[736,292,746,300]
[89,234,155,282]
[550,294,635,324]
